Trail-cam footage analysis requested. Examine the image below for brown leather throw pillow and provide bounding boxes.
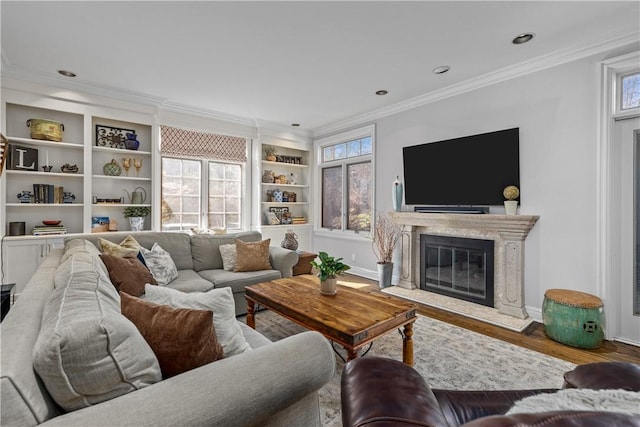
[120,292,224,378]
[99,254,157,297]
[234,238,272,272]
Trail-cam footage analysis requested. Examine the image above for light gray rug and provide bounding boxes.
[244,310,576,427]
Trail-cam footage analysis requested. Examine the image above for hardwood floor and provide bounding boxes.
[341,274,640,365]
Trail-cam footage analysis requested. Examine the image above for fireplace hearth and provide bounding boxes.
[420,235,494,307]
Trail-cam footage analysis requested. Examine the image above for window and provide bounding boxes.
[621,72,640,110]
[162,158,243,231]
[317,126,373,233]
[160,126,247,232]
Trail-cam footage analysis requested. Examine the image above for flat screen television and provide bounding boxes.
[402,128,520,206]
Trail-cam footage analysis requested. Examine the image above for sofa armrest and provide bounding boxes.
[269,245,298,278]
[40,331,334,427]
[341,356,450,427]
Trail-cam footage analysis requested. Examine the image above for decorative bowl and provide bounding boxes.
[43,220,62,226]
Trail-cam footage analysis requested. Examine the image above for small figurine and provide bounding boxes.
[17,191,34,203]
[63,192,76,204]
[60,163,79,173]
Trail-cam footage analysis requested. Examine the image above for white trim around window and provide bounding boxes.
[313,124,376,240]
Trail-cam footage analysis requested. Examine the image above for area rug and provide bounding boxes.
[243,311,576,427]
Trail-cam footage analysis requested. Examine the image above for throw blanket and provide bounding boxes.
[507,388,640,416]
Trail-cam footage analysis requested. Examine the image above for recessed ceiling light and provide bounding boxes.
[433,65,450,75]
[512,33,535,45]
[291,123,300,127]
[57,70,76,77]
[375,90,388,96]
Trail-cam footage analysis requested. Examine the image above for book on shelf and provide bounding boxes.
[32,184,64,204]
[292,216,307,224]
[32,225,67,236]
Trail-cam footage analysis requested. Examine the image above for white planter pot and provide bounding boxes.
[128,216,145,231]
[320,277,338,295]
[504,200,518,215]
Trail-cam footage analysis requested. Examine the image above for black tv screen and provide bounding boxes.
[403,128,520,206]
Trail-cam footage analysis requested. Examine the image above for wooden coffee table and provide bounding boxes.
[245,275,418,365]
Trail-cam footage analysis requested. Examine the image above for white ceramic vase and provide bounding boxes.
[128,216,145,231]
[504,200,518,215]
[320,277,338,295]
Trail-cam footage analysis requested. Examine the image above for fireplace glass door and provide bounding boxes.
[420,234,494,307]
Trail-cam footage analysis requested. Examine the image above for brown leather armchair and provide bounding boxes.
[341,357,640,427]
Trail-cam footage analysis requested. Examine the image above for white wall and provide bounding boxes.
[314,50,633,318]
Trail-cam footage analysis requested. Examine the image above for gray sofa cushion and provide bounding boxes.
[167,270,214,293]
[198,268,281,294]
[191,231,262,271]
[32,251,162,411]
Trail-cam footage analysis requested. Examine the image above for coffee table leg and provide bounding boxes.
[346,347,358,362]
[402,322,414,366]
[246,298,256,329]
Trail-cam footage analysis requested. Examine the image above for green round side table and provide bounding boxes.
[542,289,604,349]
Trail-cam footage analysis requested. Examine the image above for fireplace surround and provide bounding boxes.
[389,212,539,319]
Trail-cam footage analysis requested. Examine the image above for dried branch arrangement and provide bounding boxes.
[372,212,401,264]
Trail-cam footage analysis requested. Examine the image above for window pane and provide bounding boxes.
[361,136,372,154]
[322,166,342,229]
[207,161,242,230]
[209,163,224,179]
[162,158,201,231]
[323,146,335,162]
[334,143,346,159]
[347,161,371,231]
[622,73,640,110]
[347,140,360,157]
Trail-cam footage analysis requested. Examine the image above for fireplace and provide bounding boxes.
[389,212,539,319]
[420,235,494,307]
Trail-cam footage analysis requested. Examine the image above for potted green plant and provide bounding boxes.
[310,251,351,295]
[123,206,151,231]
[371,212,401,288]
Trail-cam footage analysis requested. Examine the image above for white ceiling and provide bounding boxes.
[1,1,639,133]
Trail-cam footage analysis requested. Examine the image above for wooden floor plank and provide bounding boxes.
[337,274,640,365]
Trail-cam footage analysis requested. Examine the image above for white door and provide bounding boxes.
[613,117,640,344]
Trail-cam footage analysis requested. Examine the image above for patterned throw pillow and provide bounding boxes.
[99,235,140,258]
[143,284,251,357]
[234,238,272,272]
[139,243,179,286]
[120,292,224,378]
[99,254,157,296]
[219,243,237,271]
[99,235,148,267]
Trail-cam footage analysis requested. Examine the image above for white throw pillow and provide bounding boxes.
[143,284,251,357]
[219,244,237,271]
[139,242,178,286]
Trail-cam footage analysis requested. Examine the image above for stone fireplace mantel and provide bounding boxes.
[389,212,539,319]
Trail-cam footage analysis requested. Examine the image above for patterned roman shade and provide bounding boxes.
[160,125,247,162]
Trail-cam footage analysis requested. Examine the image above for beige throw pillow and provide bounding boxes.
[99,235,141,258]
[234,238,272,272]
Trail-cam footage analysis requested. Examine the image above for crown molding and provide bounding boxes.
[0,66,260,128]
[312,29,640,138]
